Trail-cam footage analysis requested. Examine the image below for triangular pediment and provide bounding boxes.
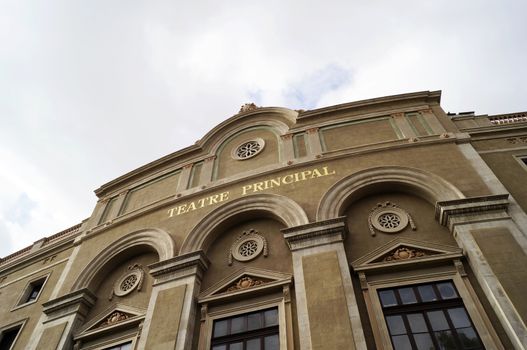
[351,237,462,272]
[77,303,146,336]
[199,267,292,300]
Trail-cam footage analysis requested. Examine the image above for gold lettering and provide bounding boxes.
[208,194,220,205]
[168,208,176,217]
[242,184,252,195]
[311,168,323,178]
[300,170,311,181]
[294,172,300,182]
[282,175,294,184]
[198,198,206,208]
[322,166,336,175]
[176,204,188,215]
[187,202,197,211]
[220,191,229,201]
[253,182,264,192]
[270,179,281,187]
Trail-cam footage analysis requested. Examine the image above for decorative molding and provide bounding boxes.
[351,237,463,273]
[238,103,259,113]
[109,263,145,301]
[226,276,266,292]
[98,311,130,328]
[367,201,416,236]
[317,166,465,221]
[42,288,97,322]
[282,217,347,251]
[148,250,209,283]
[507,136,527,144]
[229,229,268,265]
[199,267,292,301]
[231,138,265,161]
[382,247,426,262]
[435,194,510,231]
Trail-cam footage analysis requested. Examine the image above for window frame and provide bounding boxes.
[378,281,484,349]
[0,319,27,350]
[12,273,50,310]
[203,299,288,350]
[366,271,502,350]
[513,154,527,172]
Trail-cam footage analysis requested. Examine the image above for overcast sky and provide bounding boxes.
[1,0,526,257]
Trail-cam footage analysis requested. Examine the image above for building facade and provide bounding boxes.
[1,91,527,350]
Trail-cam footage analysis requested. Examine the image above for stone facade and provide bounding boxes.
[1,91,527,349]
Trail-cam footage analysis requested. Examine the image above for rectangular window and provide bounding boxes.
[0,324,22,350]
[379,281,484,350]
[211,308,279,350]
[17,276,47,306]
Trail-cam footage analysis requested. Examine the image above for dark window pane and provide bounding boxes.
[437,282,458,299]
[435,330,457,350]
[264,335,279,350]
[386,315,406,335]
[392,335,412,350]
[398,287,417,304]
[457,327,481,348]
[379,290,398,307]
[0,327,20,350]
[264,309,278,326]
[407,313,428,333]
[231,316,245,334]
[418,285,438,302]
[414,333,434,350]
[247,312,262,331]
[427,311,449,331]
[246,338,261,350]
[120,342,132,350]
[448,308,471,328]
[213,320,228,337]
[229,342,243,350]
[212,345,227,350]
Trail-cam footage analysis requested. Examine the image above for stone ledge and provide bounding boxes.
[282,217,347,251]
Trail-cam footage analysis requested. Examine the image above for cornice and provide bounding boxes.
[435,194,510,231]
[282,217,347,251]
[297,90,441,120]
[43,288,97,321]
[148,251,210,282]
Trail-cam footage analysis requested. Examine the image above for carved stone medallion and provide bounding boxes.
[232,138,265,160]
[229,229,268,265]
[368,201,416,236]
[109,263,145,300]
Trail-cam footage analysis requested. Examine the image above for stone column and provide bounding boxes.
[282,218,366,350]
[28,289,96,350]
[137,251,209,350]
[437,195,527,349]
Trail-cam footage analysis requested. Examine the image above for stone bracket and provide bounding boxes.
[42,289,97,322]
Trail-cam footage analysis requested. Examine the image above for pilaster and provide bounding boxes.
[282,218,366,350]
[305,128,323,158]
[436,196,527,348]
[137,251,210,350]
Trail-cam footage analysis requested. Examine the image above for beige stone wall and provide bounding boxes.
[214,128,280,180]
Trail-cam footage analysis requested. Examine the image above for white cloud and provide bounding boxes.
[0,0,526,256]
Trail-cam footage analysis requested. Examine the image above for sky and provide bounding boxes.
[1,0,526,257]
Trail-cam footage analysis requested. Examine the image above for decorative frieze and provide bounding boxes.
[382,247,426,262]
[97,311,130,328]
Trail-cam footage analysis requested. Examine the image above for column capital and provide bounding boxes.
[435,194,510,231]
[148,250,210,284]
[281,217,347,251]
[42,288,97,322]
